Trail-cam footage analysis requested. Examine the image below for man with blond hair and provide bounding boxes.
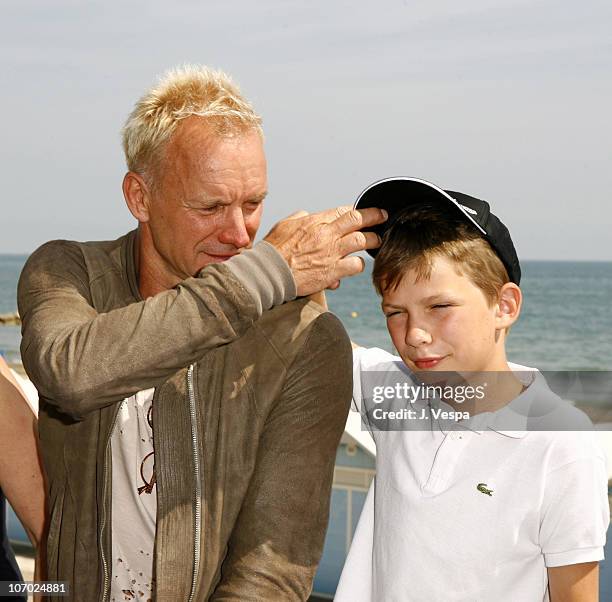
[18,65,385,601]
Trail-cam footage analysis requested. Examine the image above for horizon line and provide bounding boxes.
[0,252,612,263]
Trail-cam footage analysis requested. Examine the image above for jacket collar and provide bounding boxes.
[123,229,143,302]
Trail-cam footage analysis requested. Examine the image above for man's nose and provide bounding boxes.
[218,208,251,248]
[405,325,433,347]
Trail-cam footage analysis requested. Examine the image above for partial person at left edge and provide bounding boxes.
[0,356,47,601]
[17,65,386,601]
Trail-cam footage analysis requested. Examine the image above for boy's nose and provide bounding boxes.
[405,327,433,347]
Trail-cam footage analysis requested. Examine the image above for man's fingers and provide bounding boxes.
[333,205,354,218]
[362,231,382,250]
[337,231,381,256]
[331,207,387,236]
[330,255,366,281]
[285,210,310,220]
[301,205,353,224]
[264,204,384,296]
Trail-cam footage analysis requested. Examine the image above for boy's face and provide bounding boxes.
[382,255,505,373]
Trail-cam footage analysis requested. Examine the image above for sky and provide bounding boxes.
[2,0,611,259]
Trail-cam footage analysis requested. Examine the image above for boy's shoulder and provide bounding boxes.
[351,346,414,415]
[353,345,404,372]
[511,368,595,431]
[502,368,606,465]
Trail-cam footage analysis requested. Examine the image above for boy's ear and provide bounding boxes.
[495,283,522,330]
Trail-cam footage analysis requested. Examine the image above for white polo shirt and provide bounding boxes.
[336,347,610,602]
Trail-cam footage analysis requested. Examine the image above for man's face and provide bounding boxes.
[382,255,500,373]
[145,117,267,282]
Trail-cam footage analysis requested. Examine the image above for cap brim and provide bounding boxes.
[354,177,485,257]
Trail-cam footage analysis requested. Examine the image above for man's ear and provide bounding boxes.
[495,283,522,330]
[123,172,152,222]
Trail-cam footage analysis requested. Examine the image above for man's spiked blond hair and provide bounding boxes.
[122,65,263,184]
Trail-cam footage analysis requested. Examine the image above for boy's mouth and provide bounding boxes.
[412,356,446,370]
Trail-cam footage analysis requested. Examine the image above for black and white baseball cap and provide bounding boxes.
[355,177,521,285]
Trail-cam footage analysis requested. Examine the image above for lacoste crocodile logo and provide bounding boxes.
[477,483,493,496]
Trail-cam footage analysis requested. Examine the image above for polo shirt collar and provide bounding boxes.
[430,370,546,439]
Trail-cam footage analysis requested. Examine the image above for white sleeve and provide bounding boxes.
[10,368,39,415]
[540,454,610,567]
[351,346,401,413]
[334,479,375,602]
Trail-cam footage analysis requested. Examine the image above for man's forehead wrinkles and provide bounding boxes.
[200,162,265,176]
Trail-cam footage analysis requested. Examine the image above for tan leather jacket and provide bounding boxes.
[18,231,352,601]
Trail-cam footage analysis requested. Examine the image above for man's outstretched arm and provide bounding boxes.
[18,207,384,418]
[18,239,293,417]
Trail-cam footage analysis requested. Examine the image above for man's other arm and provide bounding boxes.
[210,312,352,601]
[0,358,47,585]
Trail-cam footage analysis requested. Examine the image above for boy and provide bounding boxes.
[335,178,609,601]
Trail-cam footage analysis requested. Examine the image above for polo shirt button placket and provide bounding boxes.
[422,430,470,495]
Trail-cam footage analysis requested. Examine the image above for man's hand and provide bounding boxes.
[264,206,386,297]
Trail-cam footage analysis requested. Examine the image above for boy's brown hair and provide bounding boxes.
[372,202,510,306]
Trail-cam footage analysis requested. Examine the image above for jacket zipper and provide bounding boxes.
[100,406,120,602]
[187,363,202,602]
[100,373,201,601]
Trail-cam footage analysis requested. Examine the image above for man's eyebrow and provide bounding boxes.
[184,192,268,206]
[248,191,268,203]
[184,196,227,207]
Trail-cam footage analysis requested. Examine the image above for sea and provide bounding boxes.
[1,255,611,371]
